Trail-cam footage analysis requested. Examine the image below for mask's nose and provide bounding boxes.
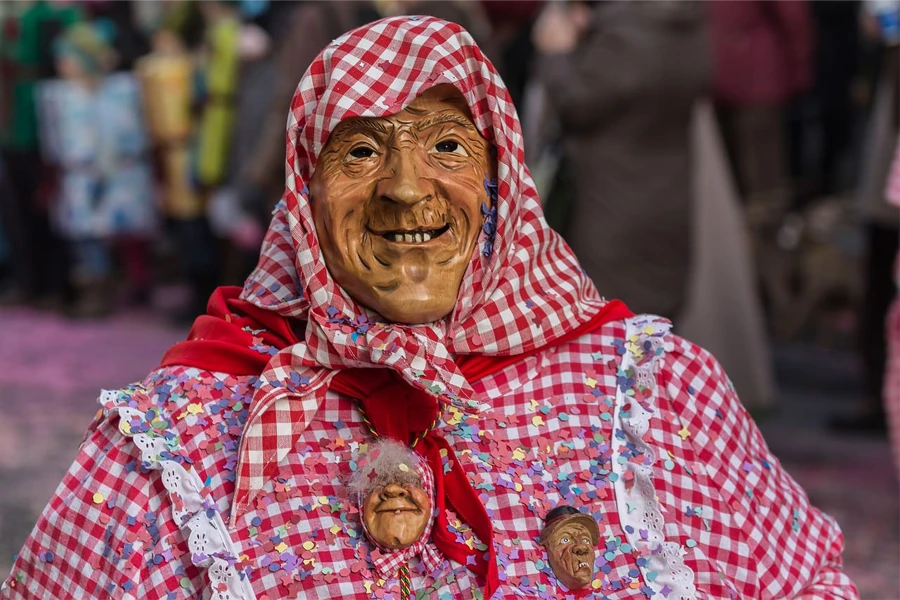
[573,540,592,557]
[376,144,432,207]
[381,483,409,499]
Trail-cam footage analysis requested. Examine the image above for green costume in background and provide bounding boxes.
[1,1,83,151]
[0,1,82,303]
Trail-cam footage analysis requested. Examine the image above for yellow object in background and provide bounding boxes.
[137,53,194,142]
[136,51,202,219]
[196,15,240,188]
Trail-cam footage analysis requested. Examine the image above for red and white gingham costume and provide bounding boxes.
[3,16,856,600]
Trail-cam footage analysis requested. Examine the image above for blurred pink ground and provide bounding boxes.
[0,307,896,598]
[0,306,183,582]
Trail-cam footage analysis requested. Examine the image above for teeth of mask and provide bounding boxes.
[390,231,435,243]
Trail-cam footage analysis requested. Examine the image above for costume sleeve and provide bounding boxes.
[1,405,154,599]
[659,335,859,599]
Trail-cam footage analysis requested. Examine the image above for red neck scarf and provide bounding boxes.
[161,286,632,596]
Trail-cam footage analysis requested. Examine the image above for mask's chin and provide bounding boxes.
[341,229,469,324]
[574,563,592,581]
[369,283,458,324]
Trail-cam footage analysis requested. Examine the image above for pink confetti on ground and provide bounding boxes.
[0,307,184,393]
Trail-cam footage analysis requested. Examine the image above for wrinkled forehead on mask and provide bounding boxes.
[322,83,483,154]
[348,439,426,499]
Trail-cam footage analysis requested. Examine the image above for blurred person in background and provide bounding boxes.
[86,2,154,311]
[206,14,277,284]
[136,27,201,257]
[194,0,240,193]
[884,138,900,471]
[708,0,813,330]
[836,0,900,433]
[480,0,543,112]
[83,1,150,72]
[163,0,242,324]
[0,0,83,309]
[35,21,156,318]
[788,1,862,210]
[533,0,709,319]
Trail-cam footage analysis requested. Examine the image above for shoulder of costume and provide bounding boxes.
[617,313,676,368]
[94,366,257,599]
[655,325,736,400]
[649,318,748,440]
[541,313,674,375]
[570,313,672,353]
[557,313,631,349]
[98,365,260,467]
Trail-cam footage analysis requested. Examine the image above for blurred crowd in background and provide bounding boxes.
[1,0,899,437]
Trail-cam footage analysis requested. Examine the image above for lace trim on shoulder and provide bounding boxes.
[610,316,697,599]
[100,386,257,600]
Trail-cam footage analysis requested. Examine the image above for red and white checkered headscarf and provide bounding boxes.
[233,16,604,520]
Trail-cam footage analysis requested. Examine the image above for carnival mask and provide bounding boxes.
[362,479,431,550]
[539,506,600,590]
[310,84,495,324]
[351,440,434,551]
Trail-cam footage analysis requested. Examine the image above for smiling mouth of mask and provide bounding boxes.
[377,224,451,244]
[376,506,420,514]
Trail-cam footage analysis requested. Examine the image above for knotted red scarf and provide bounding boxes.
[161,286,632,596]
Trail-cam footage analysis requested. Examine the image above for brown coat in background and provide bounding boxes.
[538,2,710,318]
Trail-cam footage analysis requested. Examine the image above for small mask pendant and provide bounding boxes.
[351,440,433,550]
[539,505,600,590]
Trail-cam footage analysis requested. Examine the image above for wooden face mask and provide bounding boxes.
[310,84,495,324]
[540,509,599,590]
[362,478,431,550]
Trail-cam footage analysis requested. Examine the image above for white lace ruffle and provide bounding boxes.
[610,316,697,599]
[101,388,256,600]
